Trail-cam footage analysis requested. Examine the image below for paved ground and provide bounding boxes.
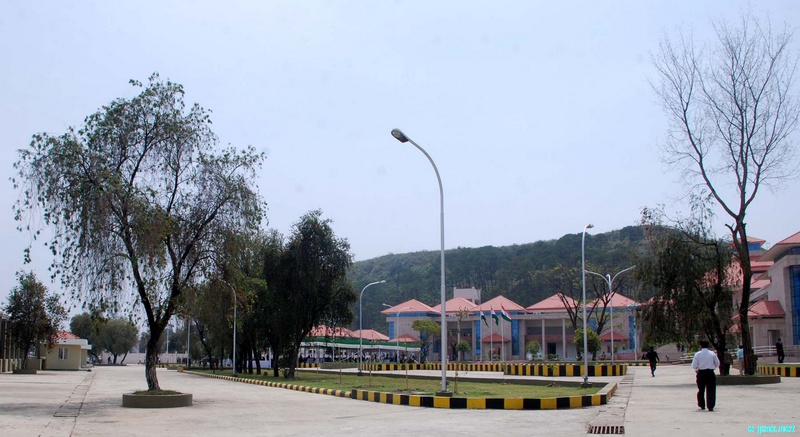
[0,364,797,436]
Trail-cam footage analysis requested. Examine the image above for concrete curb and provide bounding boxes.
[758,364,800,377]
[181,368,617,410]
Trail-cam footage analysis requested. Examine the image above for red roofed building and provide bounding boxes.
[738,230,800,355]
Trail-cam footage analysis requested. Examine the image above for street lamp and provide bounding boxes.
[391,128,449,395]
[359,280,386,373]
[585,265,635,365]
[581,223,593,387]
[186,316,191,368]
[221,280,237,375]
[166,322,172,361]
[383,304,412,363]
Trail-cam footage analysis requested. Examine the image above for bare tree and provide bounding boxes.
[653,13,800,374]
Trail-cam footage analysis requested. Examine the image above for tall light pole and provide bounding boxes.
[186,316,191,368]
[359,280,386,374]
[221,280,237,375]
[166,322,172,361]
[391,128,448,394]
[581,223,593,387]
[383,304,412,362]
[585,265,635,365]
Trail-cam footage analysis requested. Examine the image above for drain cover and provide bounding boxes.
[588,424,625,434]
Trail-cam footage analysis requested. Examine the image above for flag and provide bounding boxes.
[491,308,499,325]
[479,309,488,327]
[500,305,512,322]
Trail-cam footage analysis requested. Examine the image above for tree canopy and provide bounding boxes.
[14,73,264,389]
[4,272,67,365]
[262,210,356,378]
[633,203,736,374]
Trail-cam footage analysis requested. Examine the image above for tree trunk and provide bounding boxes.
[735,225,756,375]
[145,324,165,391]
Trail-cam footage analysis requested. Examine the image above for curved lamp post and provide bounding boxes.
[359,280,386,373]
[585,265,635,365]
[581,223,593,387]
[391,128,448,394]
[383,304,412,362]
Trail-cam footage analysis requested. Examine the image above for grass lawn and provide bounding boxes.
[192,369,601,398]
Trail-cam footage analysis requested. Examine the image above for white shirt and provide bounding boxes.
[691,348,720,371]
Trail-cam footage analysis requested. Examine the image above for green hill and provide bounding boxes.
[348,226,646,333]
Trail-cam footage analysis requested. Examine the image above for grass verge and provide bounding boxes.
[191,369,601,398]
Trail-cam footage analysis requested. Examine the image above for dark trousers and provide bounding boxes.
[649,362,657,375]
[696,369,716,409]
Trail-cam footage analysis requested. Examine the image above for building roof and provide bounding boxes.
[430,296,477,313]
[474,295,525,313]
[592,293,638,308]
[733,300,786,321]
[352,329,389,341]
[308,325,354,338]
[480,333,510,343]
[387,334,419,343]
[760,230,800,262]
[56,331,81,340]
[599,330,629,341]
[751,260,773,274]
[527,293,576,311]
[380,299,437,315]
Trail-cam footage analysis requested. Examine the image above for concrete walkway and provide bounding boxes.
[0,364,796,436]
[622,364,799,437]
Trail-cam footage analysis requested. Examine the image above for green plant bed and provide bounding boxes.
[192,369,600,398]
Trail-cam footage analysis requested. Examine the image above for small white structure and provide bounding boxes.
[44,332,91,370]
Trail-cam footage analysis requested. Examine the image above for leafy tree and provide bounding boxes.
[101,318,139,364]
[633,202,736,374]
[4,272,67,367]
[262,211,356,378]
[653,13,800,375]
[525,340,541,361]
[412,319,440,364]
[13,74,264,389]
[453,339,471,393]
[70,313,104,363]
[573,328,601,361]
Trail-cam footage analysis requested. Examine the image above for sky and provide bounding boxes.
[1,1,799,309]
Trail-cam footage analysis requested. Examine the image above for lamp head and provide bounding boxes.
[587,223,594,229]
[391,129,409,143]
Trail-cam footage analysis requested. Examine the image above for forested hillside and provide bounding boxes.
[348,226,647,333]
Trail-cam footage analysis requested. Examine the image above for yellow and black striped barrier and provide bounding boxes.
[181,368,616,410]
[364,362,627,376]
[758,364,800,377]
[180,369,349,397]
[349,389,609,410]
[506,364,627,377]
[297,363,321,369]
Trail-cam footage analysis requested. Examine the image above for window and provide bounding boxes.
[58,347,68,360]
[790,266,800,345]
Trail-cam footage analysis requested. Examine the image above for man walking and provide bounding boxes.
[776,338,785,364]
[691,340,720,411]
[646,347,660,377]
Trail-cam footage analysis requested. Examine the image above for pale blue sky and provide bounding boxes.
[1,1,799,308]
